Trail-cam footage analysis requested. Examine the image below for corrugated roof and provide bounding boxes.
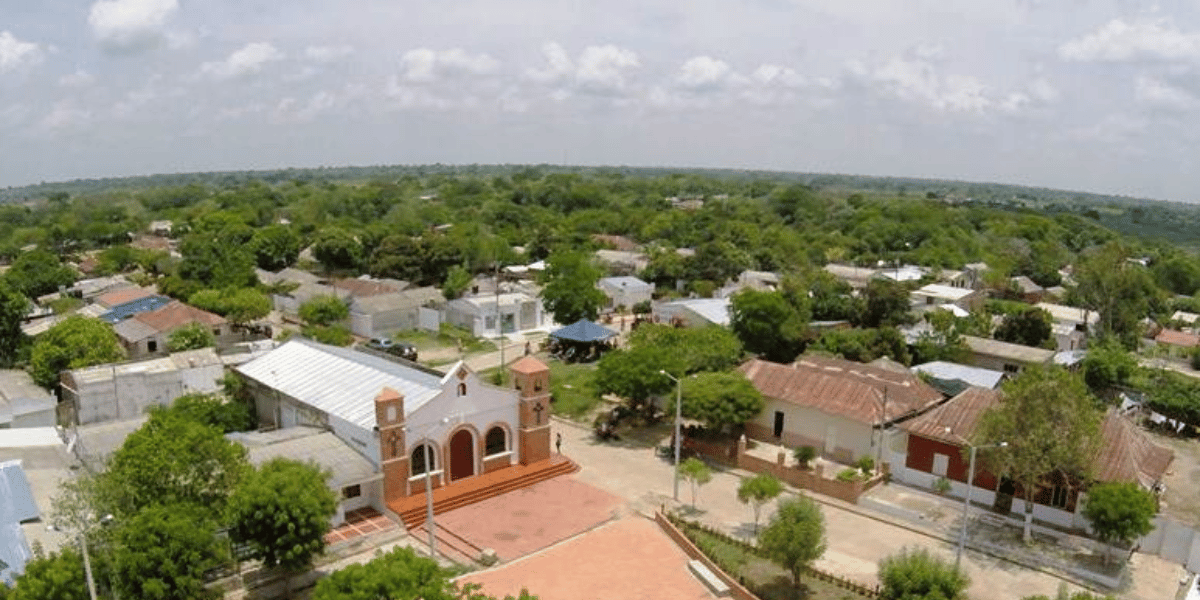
[112,318,158,343]
[100,295,172,323]
[0,460,39,523]
[95,286,156,309]
[661,298,731,326]
[599,276,652,291]
[133,301,225,333]
[900,387,1001,442]
[963,335,1056,364]
[1094,410,1174,487]
[739,356,943,426]
[913,284,975,301]
[236,428,379,488]
[1035,302,1098,325]
[911,362,1005,390]
[1155,329,1200,348]
[332,278,399,298]
[235,339,446,430]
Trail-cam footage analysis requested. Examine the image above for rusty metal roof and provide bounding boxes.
[1094,410,1174,488]
[739,356,943,426]
[899,386,1001,443]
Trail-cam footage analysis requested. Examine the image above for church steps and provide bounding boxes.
[397,458,578,529]
[412,523,483,565]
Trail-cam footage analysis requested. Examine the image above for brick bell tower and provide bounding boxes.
[374,387,409,504]
[509,356,551,465]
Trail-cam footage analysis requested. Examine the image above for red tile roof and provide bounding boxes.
[96,286,156,309]
[739,356,944,426]
[510,356,549,375]
[133,301,225,333]
[1094,410,1174,487]
[1155,328,1200,348]
[899,387,1001,443]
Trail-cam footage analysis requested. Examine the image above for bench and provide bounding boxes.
[688,560,731,597]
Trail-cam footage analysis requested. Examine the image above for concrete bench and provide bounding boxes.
[688,560,731,597]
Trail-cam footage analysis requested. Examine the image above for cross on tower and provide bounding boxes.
[388,431,401,459]
[532,401,544,425]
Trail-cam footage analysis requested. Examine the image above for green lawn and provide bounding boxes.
[547,360,602,420]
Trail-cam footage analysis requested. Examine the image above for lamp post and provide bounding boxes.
[48,514,113,600]
[947,429,1007,570]
[406,416,452,558]
[659,370,682,501]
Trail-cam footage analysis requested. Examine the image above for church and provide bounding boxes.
[234,338,572,526]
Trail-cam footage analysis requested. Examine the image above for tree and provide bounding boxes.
[443,264,473,300]
[994,307,1052,348]
[309,546,458,600]
[539,251,606,325]
[177,231,257,290]
[110,505,225,600]
[312,226,363,270]
[1080,337,1137,393]
[6,546,90,600]
[859,279,913,328]
[1071,242,1158,349]
[2,249,76,299]
[167,322,215,352]
[228,458,337,571]
[99,407,249,517]
[593,346,681,411]
[0,279,29,368]
[188,287,272,325]
[737,474,783,535]
[1081,482,1157,565]
[730,289,807,363]
[878,546,970,600]
[168,392,255,434]
[249,224,301,271]
[677,371,764,432]
[28,315,124,389]
[300,294,349,326]
[628,324,743,374]
[975,367,1102,542]
[678,458,712,508]
[759,495,827,589]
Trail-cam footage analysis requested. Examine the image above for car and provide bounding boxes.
[367,338,418,361]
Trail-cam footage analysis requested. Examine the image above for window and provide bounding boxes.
[458,383,467,396]
[342,484,361,499]
[1003,363,1020,373]
[212,327,221,336]
[932,453,950,477]
[1050,485,1069,509]
[534,378,542,392]
[147,340,158,353]
[411,444,434,476]
[485,426,507,456]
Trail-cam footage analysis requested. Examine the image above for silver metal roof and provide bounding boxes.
[911,361,1005,389]
[234,428,378,489]
[235,339,449,430]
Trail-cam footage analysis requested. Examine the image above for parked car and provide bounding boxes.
[367,338,418,361]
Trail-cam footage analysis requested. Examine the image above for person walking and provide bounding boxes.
[556,432,562,454]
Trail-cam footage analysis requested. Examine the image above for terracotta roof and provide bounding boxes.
[1093,410,1174,488]
[509,356,549,375]
[1155,329,1200,348]
[95,286,157,309]
[133,301,225,333]
[739,356,944,426]
[900,387,1001,443]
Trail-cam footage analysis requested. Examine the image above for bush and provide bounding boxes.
[934,477,952,494]
[794,446,817,469]
[856,456,875,475]
[836,468,861,482]
[879,546,970,600]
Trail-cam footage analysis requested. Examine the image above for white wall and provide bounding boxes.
[405,370,521,470]
[747,398,874,463]
[72,362,225,425]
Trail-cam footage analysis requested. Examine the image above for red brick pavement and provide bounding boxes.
[324,507,397,545]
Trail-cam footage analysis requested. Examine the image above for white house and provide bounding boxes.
[348,287,443,339]
[1035,302,1098,351]
[654,298,732,327]
[60,348,227,425]
[910,284,984,313]
[598,276,654,311]
[445,292,547,337]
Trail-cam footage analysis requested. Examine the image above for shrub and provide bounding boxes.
[856,456,875,475]
[836,468,861,482]
[879,546,970,600]
[794,446,817,469]
[934,477,952,494]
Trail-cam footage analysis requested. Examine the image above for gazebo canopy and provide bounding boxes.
[549,319,618,343]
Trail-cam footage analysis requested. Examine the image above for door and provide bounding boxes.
[773,411,785,438]
[449,429,475,481]
[994,478,1016,514]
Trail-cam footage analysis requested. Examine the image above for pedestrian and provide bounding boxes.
[524,341,531,356]
[556,432,562,454]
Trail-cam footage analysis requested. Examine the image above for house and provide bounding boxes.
[1154,329,1200,358]
[715,270,781,299]
[0,371,56,428]
[1011,276,1045,302]
[0,428,72,584]
[1170,311,1200,331]
[911,361,1006,391]
[961,335,1055,374]
[598,276,653,312]
[823,264,878,290]
[348,287,444,340]
[98,293,172,322]
[60,348,227,426]
[233,340,567,525]
[738,356,943,465]
[897,388,1173,530]
[594,249,648,275]
[1036,302,1098,351]
[445,292,547,337]
[112,301,230,358]
[877,265,926,283]
[654,298,731,328]
[910,284,984,313]
[331,276,409,298]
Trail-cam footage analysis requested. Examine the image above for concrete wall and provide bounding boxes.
[745,398,873,463]
[66,361,225,425]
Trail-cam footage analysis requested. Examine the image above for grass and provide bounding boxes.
[547,360,601,420]
[389,326,496,353]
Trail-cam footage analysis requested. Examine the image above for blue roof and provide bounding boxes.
[100,295,172,323]
[549,319,618,343]
[0,460,37,585]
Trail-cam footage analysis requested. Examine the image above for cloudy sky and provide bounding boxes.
[4,1,1200,202]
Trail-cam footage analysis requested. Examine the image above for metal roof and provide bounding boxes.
[900,387,1001,442]
[99,294,172,323]
[235,428,379,489]
[599,276,652,291]
[549,319,618,343]
[0,460,39,523]
[911,362,1005,390]
[235,338,448,430]
[660,298,731,326]
[963,335,1056,364]
[1094,410,1174,488]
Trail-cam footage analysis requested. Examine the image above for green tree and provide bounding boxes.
[1071,242,1158,349]
[994,307,1052,348]
[309,546,460,600]
[167,322,215,352]
[628,324,743,373]
[859,279,913,328]
[678,457,712,509]
[737,474,783,535]
[6,546,90,600]
[110,505,225,600]
[975,367,1102,542]
[0,279,30,367]
[759,495,827,590]
[228,458,337,571]
[677,371,764,433]
[539,251,606,325]
[1081,482,1157,565]
[188,287,271,325]
[168,392,255,433]
[1080,337,1138,393]
[593,346,681,411]
[730,289,807,363]
[443,264,473,300]
[177,231,257,289]
[99,407,249,517]
[1021,587,1117,600]
[28,316,124,389]
[2,249,77,299]
[312,226,363,270]
[249,224,302,271]
[878,546,970,600]
[300,294,349,326]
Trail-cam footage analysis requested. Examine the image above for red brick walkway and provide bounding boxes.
[324,507,396,545]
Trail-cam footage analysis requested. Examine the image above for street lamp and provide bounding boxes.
[47,514,113,600]
[405,416,453,558]
[659,370,682,501]
[945,427,1006,570]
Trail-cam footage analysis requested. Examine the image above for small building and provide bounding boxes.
[1036,302,1098,351]
[594,250,648,275]
[910,284,984,313]
[60,348,226,426]
[0,371,56,428]
[910,361,1006,391]
[823,264,877,290]
[112,300,230,358]
[98,294,173,323]
[1011,276,1045,302]
[715,270,781,298]
[598,276,653,312]
[0,427,73,577]
[654,298,732,328]
[445,292,547,337]
[961,335,1056,374]
[348,287,444,340]
[877,265,926,283]
[1154,329,1200,358]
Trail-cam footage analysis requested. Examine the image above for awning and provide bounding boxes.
[549,319,618,343]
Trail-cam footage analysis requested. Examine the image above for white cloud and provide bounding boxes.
[675,56,732,90]
[866,55,993,112]
[525,41,574,83]
[39,101,92,132]
[199,42,284,80]
[1135,76,1198,111]
[304,45,354,63]
[1059,19,1200,63]
[88,0,178,53]
[575,45,639,94]
[0,31,43,74]
[751,64,806,88]
[59,70,97,87]
[400,48,499,83]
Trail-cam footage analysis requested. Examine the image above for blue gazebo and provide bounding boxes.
[548,319,618,361]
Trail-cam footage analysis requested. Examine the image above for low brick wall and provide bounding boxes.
[653,512,761,600]
[737,447,883,505]
[682,436,739,465]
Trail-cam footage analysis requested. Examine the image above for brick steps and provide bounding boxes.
[396,458,578,529]
[412,522,485,564]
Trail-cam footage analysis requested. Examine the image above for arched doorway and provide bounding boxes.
[449,430,475,481]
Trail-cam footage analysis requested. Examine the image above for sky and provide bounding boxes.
[4,1,1200,202]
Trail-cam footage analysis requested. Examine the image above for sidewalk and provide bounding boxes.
[550,416,1185,600]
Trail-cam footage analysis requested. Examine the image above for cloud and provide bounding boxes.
[400,48,499,83]
[1135,76,1198,112]
[199,42,284,80]
[865,55,993,112]
[575,45,639,94]
[304,45,354,63]
[59,70,97,87]
[1059,19,1200,63]
[525,42,573,83]
[39,101,92,132]
[0,31,43,74]
[88,0,178,53]
[675,56,732,90]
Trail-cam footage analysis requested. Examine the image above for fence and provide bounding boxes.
[1140,515,1200,572]
[735,437,886,504]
